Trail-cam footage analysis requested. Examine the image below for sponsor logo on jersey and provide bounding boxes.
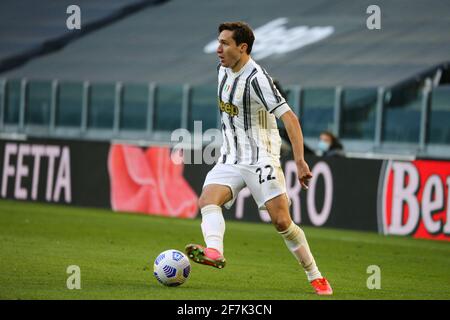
[218,99,239,116]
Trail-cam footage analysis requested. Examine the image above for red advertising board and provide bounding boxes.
[108,144,198,218]
[379,160,450,241]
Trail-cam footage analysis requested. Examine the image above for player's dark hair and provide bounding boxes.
[218,21,255,54]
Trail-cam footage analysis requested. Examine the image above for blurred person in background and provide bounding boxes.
[318,131,344,157]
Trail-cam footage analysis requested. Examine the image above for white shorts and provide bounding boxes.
[203,161,288,210]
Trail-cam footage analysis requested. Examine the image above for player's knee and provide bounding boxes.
[198,196,208,209]
[198,194,217,209]
[272,217,292,232]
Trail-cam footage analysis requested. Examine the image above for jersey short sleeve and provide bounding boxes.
[250,72,291,119]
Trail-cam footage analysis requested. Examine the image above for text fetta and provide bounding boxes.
[1,143,72,203]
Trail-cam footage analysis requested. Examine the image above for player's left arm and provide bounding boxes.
[280,110,312,190]
[249,73,312,189]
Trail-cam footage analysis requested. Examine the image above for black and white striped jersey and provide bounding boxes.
[217,58,291,165]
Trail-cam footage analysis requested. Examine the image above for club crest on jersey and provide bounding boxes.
[218,99,239,116]
[235,85,244,100]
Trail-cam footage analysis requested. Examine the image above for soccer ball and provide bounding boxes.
[153,249,191,286]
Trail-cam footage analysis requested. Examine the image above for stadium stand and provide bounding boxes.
[0,0,449,158]
[1,0,450,86]
[0,0,168,73]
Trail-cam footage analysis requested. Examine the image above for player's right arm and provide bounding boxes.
[280,110,312,190]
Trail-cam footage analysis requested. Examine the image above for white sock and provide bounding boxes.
[279,222,322,282]
[200,204,225,255]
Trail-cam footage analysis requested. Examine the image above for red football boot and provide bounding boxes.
[310,277,333,295]
[185,244,226,269]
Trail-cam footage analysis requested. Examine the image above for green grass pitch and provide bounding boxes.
[0,199,449,300]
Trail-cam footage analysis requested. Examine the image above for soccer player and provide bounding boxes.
[185,22,332,295]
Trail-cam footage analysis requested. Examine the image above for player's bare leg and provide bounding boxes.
[265,193,333,295]
[185,184,231,269]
